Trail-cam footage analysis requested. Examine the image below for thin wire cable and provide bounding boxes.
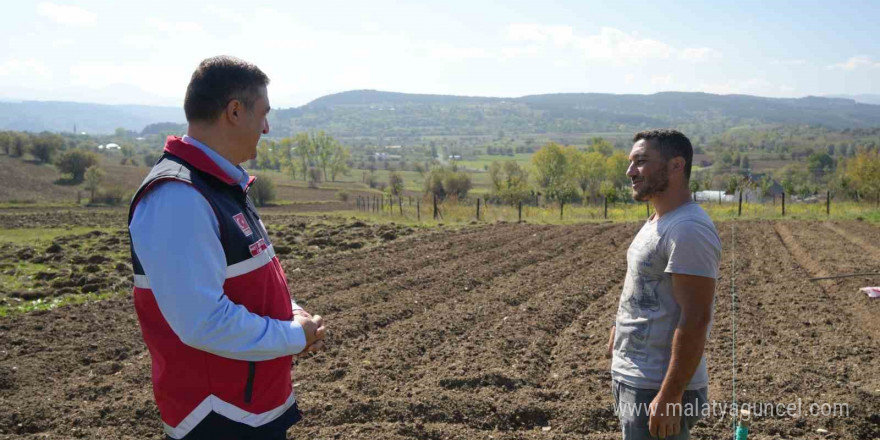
[730,223,737,438]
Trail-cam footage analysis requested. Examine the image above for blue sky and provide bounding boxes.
[1,0,878,107]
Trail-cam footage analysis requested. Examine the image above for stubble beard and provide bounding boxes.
[632,166,669,202]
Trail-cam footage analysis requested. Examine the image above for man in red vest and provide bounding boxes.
[129,56,326,439]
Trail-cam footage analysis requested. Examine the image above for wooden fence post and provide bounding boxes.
[826,191,830,216]
[433,194,439,220]
[604,196,608,219]
[782,192,786,217]
[518,202,522,223]
[417,200,421,222]
[476,198,481,221]
[738,191,743,217]
[560,201,564,220]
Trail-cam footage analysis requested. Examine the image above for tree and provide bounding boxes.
[329,142,351,181]
[389,171,404,196]
[56,149,100,182]
[688,178,701,194]
[443,171,472,200]
[293,132,313,180]
[277,137,296,179]
[84,165,105,200]
[488,160,530,205]
[0,131,11,155]
[807,153,834,177]
[844,149,880,202]
[11,133,29,157]
[255,140,273,170]
[30,133,63,163]
[531,142,578,203]
[604,151,631,188]
[424,166,472,200]
[308,167,322,189]
[587,137,614,157]
[311,131,335,181]
[758,176,774,198]
[569,150,605,203]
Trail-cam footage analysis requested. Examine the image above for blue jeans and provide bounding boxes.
[612,380,708,440]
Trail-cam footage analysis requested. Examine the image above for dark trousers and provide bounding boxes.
[165,403,301,440]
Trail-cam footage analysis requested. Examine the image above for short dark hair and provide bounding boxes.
[633,129,693,180]
[183,56,270,123]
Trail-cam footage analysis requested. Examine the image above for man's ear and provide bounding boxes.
[225,99,242,125]
[670,157,685,174]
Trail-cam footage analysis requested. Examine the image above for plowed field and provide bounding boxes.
[0,219,878,439]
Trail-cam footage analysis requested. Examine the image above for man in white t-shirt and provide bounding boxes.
[607,129,721,440]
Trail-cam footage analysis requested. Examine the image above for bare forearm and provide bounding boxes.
[658,322,708,399]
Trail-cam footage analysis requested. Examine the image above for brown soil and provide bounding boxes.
[0,220,878,439]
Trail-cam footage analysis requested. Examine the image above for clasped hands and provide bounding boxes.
[292,309,326,356]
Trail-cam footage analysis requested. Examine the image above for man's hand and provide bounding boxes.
[292,308,312,319]
[606,325,615,359]
[649,392,682,439]
[294,314,326,355]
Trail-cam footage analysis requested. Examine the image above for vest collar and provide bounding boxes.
[163,136,238,185]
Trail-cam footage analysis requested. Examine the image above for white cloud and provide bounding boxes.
[68,62,187,99]
[651,74,674,86]
[425,44,489,61]
[506,24,720,66]
[576,27,673,64]
[37,3,96,26]
[827,55,880,71]
[624,74,635,84]
[145,17,204,34]
[0,58,52,79]
[51,38,75,48]
[508,24,574,45]
[771,59,807,66]
[678,47,722,62]
[693,78,774,95]
[500,45,540,59]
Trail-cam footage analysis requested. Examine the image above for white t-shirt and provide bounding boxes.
[611,201,721,390]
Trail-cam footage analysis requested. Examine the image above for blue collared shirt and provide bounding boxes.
[129,135,307,361]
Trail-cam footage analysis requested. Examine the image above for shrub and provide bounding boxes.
[249,176,276,207]
[84,165,105,201]
[56,149,100,182]
[389,171,404,196]
[336,190,350,202]
[90,186,127,206]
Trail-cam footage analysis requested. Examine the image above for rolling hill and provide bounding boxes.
[3,91,880,140]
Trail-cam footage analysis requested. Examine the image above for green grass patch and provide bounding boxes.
[0,227,118,245]
[0,261,53,291]
[0,290,119,318]
[323,200,880,226]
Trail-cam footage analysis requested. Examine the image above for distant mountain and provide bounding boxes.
[826,94,880,106]
[0,101,184,134]
[4,91,880,139]
[269,90,880,139]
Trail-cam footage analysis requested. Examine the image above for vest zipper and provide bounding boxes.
[244,361,256,404]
